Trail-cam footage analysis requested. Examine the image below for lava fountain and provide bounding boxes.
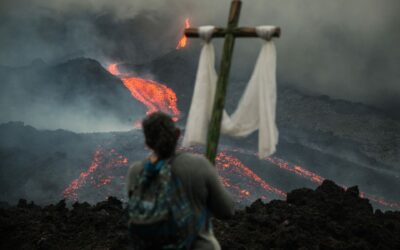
[176,18,190,50]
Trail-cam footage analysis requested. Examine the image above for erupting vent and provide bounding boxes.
[176,18,190,49]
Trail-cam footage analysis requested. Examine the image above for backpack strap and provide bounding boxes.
[143,159,165,179]
[184,209,208,249]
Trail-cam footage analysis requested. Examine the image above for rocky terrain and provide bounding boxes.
[1,180,399,250]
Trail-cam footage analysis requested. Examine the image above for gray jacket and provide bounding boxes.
[126,152,235,249]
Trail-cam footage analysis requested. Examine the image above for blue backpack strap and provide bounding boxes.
[182,209,208,249]
[144,160,165,176]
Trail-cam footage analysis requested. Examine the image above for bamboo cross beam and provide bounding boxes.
[184,0,281,164]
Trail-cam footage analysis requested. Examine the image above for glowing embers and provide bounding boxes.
[107,63,180,122]
[63,148,128,201]
[216,151,286,203]
[176,18,190,50]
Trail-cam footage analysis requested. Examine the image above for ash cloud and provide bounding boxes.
[0,0,399,131]
[193,0,400,115]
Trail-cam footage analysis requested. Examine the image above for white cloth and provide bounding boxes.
[182,26,217,147]
[182,26,279,158]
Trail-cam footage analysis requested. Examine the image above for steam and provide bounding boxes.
[0,98,132,133]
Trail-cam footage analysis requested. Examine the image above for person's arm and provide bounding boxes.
[201,157,235,219]
[126,161,142,198]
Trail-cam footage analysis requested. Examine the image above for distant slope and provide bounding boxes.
[0,58,144,131]
[0,121,399,209]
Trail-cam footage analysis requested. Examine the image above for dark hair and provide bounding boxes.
[142,112,179,159]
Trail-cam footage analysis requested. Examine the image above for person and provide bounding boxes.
[126,112,234,249]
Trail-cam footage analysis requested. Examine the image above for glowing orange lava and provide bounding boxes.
[63,145,400,209]
[216,151,286,200]
[176,18,190,49]
[63,148,128,201]
[107,63,120,76]
[107,63,180,121]
[223,146,400,209]
[121,77,180,119]
[63,149,103,200]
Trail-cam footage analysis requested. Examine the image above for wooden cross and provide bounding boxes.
[184,0,281,163]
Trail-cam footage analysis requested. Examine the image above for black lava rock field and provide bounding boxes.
[1,180,399,250]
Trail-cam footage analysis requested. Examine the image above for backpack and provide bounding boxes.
[128,156,206,249]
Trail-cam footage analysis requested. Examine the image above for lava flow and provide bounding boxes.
[216,151,286,202]
[176,18,190,49]
[223,146,400,210]
[63,145,400,210]
[107,63,180,121]
[63,147,284,204]
[63,148,128,201]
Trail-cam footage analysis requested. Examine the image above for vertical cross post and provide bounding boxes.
[206,0,241,163]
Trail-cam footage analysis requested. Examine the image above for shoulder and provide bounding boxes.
[173,152,214,175]
[128,160,144,177]
[126,160,145,191]
[174,152,211,165]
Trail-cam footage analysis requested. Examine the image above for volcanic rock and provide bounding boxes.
[1,180,399,249]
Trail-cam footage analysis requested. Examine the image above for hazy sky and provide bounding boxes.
[1,0,399,114]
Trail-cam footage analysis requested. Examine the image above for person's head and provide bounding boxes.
[142,112,180,159]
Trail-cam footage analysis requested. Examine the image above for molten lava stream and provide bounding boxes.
[63,149,103,201]
[121,77,180,118]
[63,148,129,201]
[107,63,180,122]
[216,152,286,200]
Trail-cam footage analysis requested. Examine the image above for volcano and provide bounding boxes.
[0,48,399,210]
[0,23,399,210]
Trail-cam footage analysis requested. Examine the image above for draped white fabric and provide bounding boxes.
[182,26,217,147]
[182,26,279,158]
